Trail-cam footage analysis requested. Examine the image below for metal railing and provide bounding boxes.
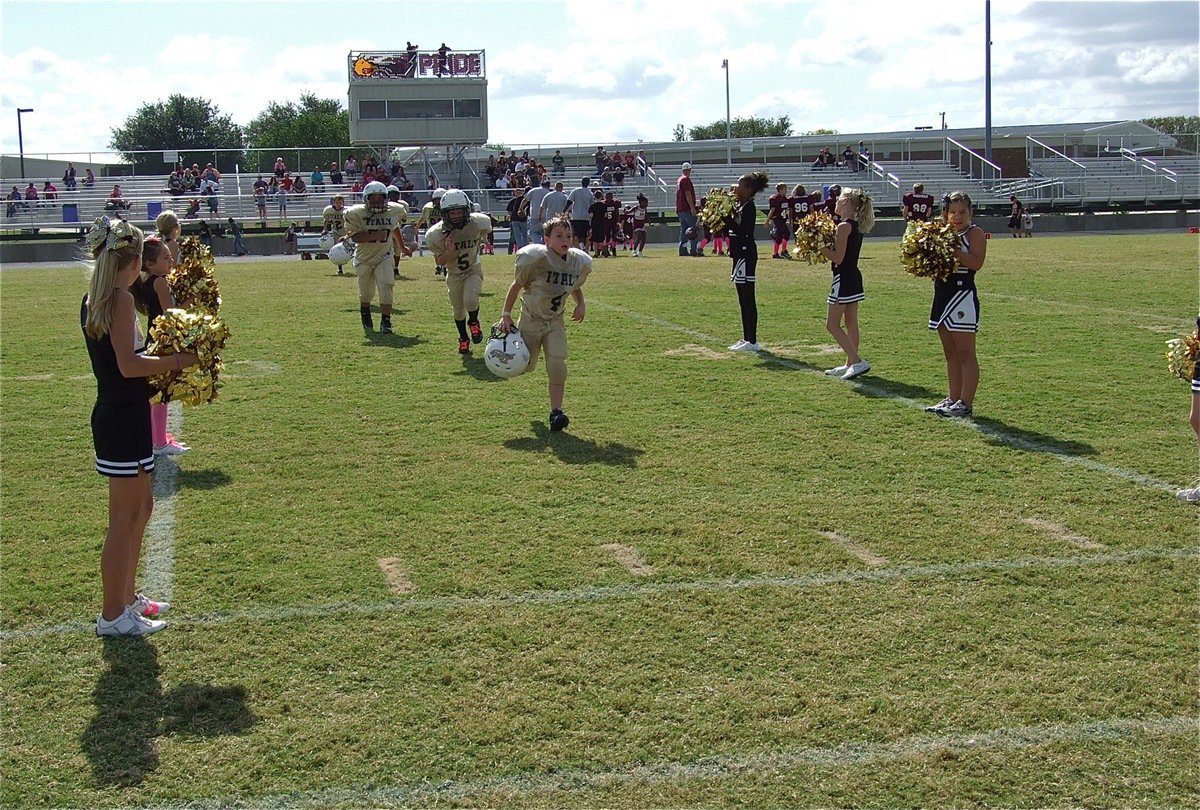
[944,138,1002,186]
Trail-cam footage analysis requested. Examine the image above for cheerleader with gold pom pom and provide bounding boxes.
[1171,317,1200,503]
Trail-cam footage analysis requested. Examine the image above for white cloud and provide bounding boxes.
[1117,47,1199,84]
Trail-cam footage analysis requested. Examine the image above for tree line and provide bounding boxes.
[109,93,350,175]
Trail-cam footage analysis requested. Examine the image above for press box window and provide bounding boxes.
[387,100,453,119]
[359,100,387,119]
[454,99,482,118]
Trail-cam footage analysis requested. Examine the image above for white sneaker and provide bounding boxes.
[728,339,747,350]
[96,606,166,637]
[731,341,761,353]
[924,397,954,413]
[1176,486,1200,504]
[154,441,188,456]
[840,360,871,380]
[132,592,171,618]
[824,364,848,376]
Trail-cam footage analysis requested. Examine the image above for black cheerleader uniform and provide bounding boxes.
[1193,317,1200,395]
[82,296,153,477]
[728,200,757,284]
[826,219,864,305]
[929,225,981,333]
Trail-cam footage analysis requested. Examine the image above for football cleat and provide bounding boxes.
[483,324,530,378]
[468,322,483,344]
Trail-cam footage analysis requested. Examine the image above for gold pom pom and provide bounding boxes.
[699,188,737,235]
[900,220,958,281]
[168,237,222,314]
[792,212,836,264]
[145,309,232,405]
[1166,330,1200,380]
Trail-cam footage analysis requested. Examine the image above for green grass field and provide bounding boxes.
[2,232,1198,808]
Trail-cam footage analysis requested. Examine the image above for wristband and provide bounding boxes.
[501,311,511,317]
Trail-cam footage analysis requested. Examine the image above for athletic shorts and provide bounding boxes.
[827,268,865,305]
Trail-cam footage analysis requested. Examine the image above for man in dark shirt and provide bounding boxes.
[676,163,700,257]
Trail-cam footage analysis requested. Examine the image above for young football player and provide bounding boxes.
[415,187,446,274]
[425,190,492,355]
[902,183,935,223]
[344,181,404,333]
[817,188,875,380]
[498,215,592,432]
[925,192,986,417]
[587,190,607,257]
[766,182,791,259]
[322,194,349,275]
[386,184,412,279]
[627,193,649,257]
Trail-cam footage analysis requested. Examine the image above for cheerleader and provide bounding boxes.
[132,237,189,456]
[925,192,986,417]
[818,188,875,380]
[82,217,197,636]
[1177,315,1200,503]
[726,171,770,352]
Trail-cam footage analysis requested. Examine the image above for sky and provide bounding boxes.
[0,0,1196,160]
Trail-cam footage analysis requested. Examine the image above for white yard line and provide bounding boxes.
[593,301,1183,493]
[190,714,1197,808]
[142,401,182,601]
[5,546,1193,641]
[1023,517,1107,550]
[818,530,889,567]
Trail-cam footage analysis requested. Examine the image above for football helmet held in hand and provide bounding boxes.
[484,323,530,378]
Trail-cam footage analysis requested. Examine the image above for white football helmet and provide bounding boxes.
[441,189,470,228]
[327,242,353,266]
[363,181,388,212]
[432,187,446,201]
[318,234,335,252]
[386,184,401,201]
[484,324,530,378]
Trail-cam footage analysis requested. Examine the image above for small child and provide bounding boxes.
[628,193,649,257]
[819,188,875,380]
[498,215,592,432]
[726,171,771,352]
[1021,207,1033,237]
[82,216,197,636]
[132,237,189,456]
[588,190,607,257]
[425,190,492,355]
[925,191,987,418]
[766,182,792,259]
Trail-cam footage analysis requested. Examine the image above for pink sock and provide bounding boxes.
[151,403,168,447]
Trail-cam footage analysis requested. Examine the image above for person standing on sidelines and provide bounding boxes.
[344,181,403,333]
[425,190,492,355]
[676,162,700,257]
[564,177,596,251]
[1178,316,1200,503]
[506,185,530,251]
[82,217,197,636]
[818,188,875,380]
[227,218,248,256]
[322,194,350,275]
[902,183,935,223]
[536,181,569,241]
[1007,195,1023,237]
[725,171,770,353]
[925,192,987,417]
[522,179,552,244]
[766,182,792,260]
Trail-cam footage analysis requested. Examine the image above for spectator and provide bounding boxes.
[183,168,199,191]
[842,145,857,171]
[24,182,39,203]
[267,176,279,196]
[292,175,307,197]
[636,150,649,176]
[202,186,218,216]
[83,168,96,187]
[201,163,221,190]
[329,161,343,186]
[676,162,700,257]
[624,151,636,174]
[277,184,289,221]
[507,185,529,250]
[594,146,607,175]
[6,186,23,216]
[198,219,212,249]
[552,149,565,176]
[523,179,552,244]
[227,217,248,256]
[284,222,296,254]
[253,174,268,193]
[63,162,77,191]
[43,180,58,201]
[280,172,293,192]
[614,164,625,187]
[859,146,872,171]
[310,167,324,193]
[344,155,357,179]
[184,198,200,219]
[254,187,267,223]
[564,176,596,250]
[274,157,287,178]
[167,171,185,196]
[537,180,569,238]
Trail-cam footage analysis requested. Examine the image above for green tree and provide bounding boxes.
[109,94,244,175]
[1141,116,1199,152]
[244,93,350,174]
[684,115,793,141]
[803,128,838,136]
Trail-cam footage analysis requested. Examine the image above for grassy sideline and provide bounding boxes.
[1,233,1197,807]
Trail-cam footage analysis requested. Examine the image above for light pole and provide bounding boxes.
[17,108,33,179]
[722,59,731,166]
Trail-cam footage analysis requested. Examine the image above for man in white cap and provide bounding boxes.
[676,162,700,257]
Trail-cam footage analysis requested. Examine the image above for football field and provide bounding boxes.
[2,232,1197,807]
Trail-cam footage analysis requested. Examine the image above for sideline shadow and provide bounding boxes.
[971,415,1097,456]
[177,468,233,490]
[362,331,422,349]
[453,354,505,383]
[82,639,256,787]
[753,351,821,373]
[505,421,645,467]
[847,374,945,403]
